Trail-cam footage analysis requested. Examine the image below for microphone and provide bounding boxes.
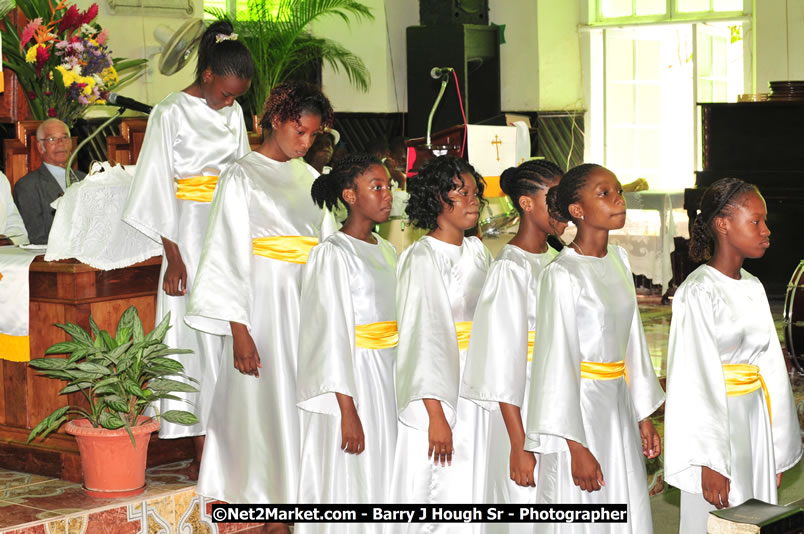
[430,67,454,79]
[107,93,153,114]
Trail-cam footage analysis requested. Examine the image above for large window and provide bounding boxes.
[586,0,748,189]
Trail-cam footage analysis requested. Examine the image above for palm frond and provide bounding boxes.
[209,0,374,116]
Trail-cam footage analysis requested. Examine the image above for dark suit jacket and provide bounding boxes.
[13,165,85,244]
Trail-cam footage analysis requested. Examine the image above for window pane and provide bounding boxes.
[602,0,633,18]
[677,0,710,13]
[713,0,742,11]
[636,0,667,16]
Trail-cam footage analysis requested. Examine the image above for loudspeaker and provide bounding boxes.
[406,24,500,138]
[419,0,489,26]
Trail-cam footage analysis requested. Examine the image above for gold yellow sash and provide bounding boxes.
[580,360,625,380]
[455,321,472,351]
[355,321,399,349]
[0,333,30,362]
[527,330,535,361]
[252,236,318,264]
[483,176,504,197]
[175,175,219,202]
[722,363,772,423]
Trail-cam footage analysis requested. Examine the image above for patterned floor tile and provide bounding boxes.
[0,471,55,491]
[0,503,62,529]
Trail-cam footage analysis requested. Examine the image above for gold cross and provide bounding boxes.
[491,135,502,161]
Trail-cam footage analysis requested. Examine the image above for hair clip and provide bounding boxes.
[215,33,238,43]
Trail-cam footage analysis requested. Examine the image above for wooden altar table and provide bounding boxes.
[0,255,193,482]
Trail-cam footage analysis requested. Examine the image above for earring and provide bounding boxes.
[580,215,584,220]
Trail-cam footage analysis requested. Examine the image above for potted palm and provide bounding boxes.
[27,306,198,497]
[207,0,373,119]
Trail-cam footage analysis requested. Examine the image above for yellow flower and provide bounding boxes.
[25,44,40,63]
[100,66,118,85]
[55,65,76,87]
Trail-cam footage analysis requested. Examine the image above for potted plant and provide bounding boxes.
[207,0,373,119]
[26,306,198,497]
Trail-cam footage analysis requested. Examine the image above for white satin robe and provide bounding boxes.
[122,92,249,438]
[664,265,802,533]
[296,232,398,534]
[463,244,558,533]
[524,245,665,534]
[185,151,334,504]
[389,236,493,534]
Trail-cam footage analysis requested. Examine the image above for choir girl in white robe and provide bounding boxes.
[664,178,802,533]
[185,82,334,532]
[122,21,253,477]
[462,160,566,533]
[389,155,492,533]
[296,155,398,534]
[524,164,665,533]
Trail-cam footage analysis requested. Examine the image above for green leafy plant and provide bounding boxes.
[207,0,373,117]
[27,306,198,444]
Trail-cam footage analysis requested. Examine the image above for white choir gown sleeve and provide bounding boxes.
[462,259,529,410]
[235,104,251,158]
[122,105,179,244]
[296,240,359,416]
[755,288,803,474]
[524,263,586,453]
[615,247,665,419]
[664,281,732,493]
[395,241,461,429]
[184,165,254,335]
[0,174,27,244]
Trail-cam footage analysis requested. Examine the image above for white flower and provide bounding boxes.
[80,23,97,36]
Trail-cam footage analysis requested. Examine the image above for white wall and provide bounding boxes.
[75,0,587,115]
[488,0,585,112]
[754,0,804,92]
[312,0,417,112]
[76,0,198,112]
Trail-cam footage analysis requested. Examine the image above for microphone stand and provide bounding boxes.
[65,107,126,187]
[425,74,450,148]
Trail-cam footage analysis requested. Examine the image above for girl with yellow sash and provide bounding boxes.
[389,155,493,533]
[665,178,802,533]
[184,82,335,528]
[462,160,566,533]
[295,155,397,534]
[523,164,664,533]
[121,21,253,478]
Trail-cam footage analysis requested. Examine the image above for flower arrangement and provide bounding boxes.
[1,0,147,126]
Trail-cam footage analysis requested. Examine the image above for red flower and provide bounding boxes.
[35,45,50,75]
[44,91,53,96]
[27,91,36,101]
[80,4,99,25]
[58,5,82,33]
[47,108,57,117]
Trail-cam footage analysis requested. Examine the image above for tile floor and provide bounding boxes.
[0,297,800,533]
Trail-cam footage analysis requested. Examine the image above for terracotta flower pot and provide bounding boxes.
[65,416,160,498]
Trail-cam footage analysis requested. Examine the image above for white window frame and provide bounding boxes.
[590,0,745,26]
[582,0,753,181]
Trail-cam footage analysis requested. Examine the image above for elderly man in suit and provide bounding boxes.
[13,118,85,244]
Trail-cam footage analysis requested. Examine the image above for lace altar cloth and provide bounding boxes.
[45,162,161,269]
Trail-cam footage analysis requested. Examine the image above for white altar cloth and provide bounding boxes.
[45,162,161,270]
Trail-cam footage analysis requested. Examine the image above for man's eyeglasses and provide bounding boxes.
[39,136,71,144]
